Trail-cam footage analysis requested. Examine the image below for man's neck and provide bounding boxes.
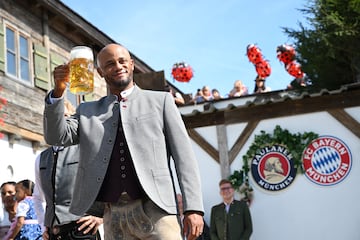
[110,83,135,100]
[223,197,234,205]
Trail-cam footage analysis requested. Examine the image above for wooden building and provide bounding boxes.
[0,0,172,184]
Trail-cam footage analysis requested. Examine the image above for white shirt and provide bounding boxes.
[0,203,11,227]
[33,153,46,233]
[225,203,231,213]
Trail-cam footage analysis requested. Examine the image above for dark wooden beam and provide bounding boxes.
[183,88,360,129]
[184,111,225,129]
[225,89,360,125]
[327,108,360,138]
[228,120,259,164]
[187,129,219,163]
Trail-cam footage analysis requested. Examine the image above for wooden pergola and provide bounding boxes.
[181,84,360,178]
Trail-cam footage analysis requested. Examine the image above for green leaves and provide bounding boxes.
[229,170,244,189]
[283,0,360,90]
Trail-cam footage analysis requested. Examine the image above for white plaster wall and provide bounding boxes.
[346,106,360,122]
[191,140,221,223]
[1,106,359,239]
[195,106,360,240]
[0,135,41,184]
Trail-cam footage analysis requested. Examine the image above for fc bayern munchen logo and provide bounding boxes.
[302,136,352,186]
[251,144,297,192]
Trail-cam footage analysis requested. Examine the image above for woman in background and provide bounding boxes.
[193,85,213,103]
[253,75,271,93]
[229,80,248,97]
[211,89,222,100]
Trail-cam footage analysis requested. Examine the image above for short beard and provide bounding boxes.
[112,77,132,88]
[107,73,133,89]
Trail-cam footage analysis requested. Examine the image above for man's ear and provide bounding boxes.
[97,67,103,77]
[131,59,135,71]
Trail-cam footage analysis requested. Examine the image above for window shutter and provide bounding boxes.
[50,52,65,88]
[0,26,5,72]
[33,43,49,90]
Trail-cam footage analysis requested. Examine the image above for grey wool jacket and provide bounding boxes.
[43,85,204,216]
[38,146,81,226]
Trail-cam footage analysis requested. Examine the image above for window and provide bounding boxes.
[20,35,30,80]
[5,26,31,83]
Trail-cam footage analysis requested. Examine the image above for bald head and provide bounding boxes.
[97,43,131,68]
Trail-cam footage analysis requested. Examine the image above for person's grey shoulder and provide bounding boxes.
[77,95,117,111]
[140,89,172,103]
[142,89,169,97]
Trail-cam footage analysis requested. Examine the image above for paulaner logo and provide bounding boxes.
[251,144,297,192]
[302,136,352,186]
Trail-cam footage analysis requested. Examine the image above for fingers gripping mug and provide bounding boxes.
[69,46,94,95]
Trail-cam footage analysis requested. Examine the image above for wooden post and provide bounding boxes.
[216,124,230,179]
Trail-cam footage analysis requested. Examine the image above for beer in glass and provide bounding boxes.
[69,46,94,95]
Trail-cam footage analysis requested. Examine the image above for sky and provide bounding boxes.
[61,0,310,97]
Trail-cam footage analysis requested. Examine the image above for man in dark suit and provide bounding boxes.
[44,43,204,239]
[210,179,252,240]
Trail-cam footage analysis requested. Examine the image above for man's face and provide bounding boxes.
[220,183,234,200]
[256,79,265,87]
[1,184,15,207]
[234,81,243,92]
[202,87,210,96]
[274,159,284,174]
[97,44,135,91]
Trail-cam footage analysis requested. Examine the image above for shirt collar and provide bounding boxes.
[223,198,234,206]
[52,146,64,152]
[115,85,134,101]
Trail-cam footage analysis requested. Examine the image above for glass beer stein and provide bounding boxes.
[69,46,94,95]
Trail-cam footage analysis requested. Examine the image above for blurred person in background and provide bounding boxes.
[210,179,252,240]
[229,80,248,97]
[253,75,271,93]
[0,182,17,238]
[193,86,213,103]
[211,89,222,100]
[164,84,185,106]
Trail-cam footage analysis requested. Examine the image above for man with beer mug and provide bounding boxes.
[44,43,204,240]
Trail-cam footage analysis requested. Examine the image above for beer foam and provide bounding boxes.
[70,46,93,60]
